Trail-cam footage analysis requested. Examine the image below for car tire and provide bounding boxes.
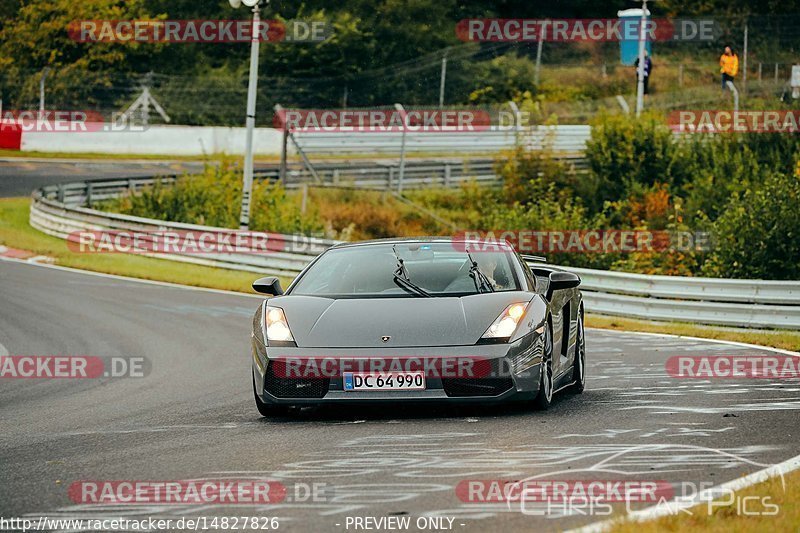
[253,375,288,417]
[533,322,554,410]
[572,310,586,394]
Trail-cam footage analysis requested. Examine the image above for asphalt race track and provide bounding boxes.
[0,159,210,198]
[1,258,799,532]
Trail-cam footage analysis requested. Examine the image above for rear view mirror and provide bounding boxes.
[253,276,284,296]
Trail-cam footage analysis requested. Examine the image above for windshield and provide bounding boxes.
[290,242,521,298]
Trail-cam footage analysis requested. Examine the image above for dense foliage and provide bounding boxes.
[103,114,800,280]
[3,1,800,120]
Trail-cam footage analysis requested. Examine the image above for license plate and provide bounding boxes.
[343,371,425,391]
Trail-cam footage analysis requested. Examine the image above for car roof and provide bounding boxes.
[329,236,515,250]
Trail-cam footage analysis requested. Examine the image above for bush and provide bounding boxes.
[585,111,677,212]
[103,161,324,235]
[703,172,800,280]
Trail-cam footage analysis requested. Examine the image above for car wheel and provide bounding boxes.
[533,322,554,410]
[572,311,586,394]
[253,375,288,417]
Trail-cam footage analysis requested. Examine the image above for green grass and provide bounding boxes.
[0,197,290,293]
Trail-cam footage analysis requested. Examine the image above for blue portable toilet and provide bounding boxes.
[618,8,652,66]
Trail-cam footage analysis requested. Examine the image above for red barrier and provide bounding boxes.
[0,122,22,150]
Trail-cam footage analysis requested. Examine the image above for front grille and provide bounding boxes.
[442,358,514,397]
[264,361,329,399]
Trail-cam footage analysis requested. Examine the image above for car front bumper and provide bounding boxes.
[251,333,544,406]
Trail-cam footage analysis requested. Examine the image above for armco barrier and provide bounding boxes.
[13,124,590,156]
[31,179,337,278]
[263,157,588,190]
[29,177,800,330]
[293,125,591,155]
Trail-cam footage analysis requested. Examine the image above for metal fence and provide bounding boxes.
[566,266,800,330]
[293,126,592,156]
[30,177,800,330]
[31,179,337,277]
[259,156,589,190]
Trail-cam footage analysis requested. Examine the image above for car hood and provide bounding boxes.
[268,292,534,348]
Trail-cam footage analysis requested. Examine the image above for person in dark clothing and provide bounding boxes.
[634,50,652,96]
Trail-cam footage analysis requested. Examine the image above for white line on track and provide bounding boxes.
[0,255,263,299]
[587,327,800,358]
[568,451,800,532]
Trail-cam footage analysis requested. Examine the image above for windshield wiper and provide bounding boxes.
[392,245,431,297]
[466,251,495,293]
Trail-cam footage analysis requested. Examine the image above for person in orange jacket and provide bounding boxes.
[720,46,739,91]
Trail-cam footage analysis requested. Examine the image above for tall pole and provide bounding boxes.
[742,22,749,98]
[394,103,407,193]
[239,4,260,230]
[39,67,50,118]
[438,52,448,108]
[534,25,544,86]
[635,0,648,117]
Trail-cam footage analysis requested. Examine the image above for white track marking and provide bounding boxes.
[588,327,800,358]
[568,451,800,532]
[0,255,263,299]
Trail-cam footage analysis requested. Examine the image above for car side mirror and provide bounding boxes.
[253,276,284,296]
[548,271,581,295]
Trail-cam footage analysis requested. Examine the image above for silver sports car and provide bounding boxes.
[250,238,585,416]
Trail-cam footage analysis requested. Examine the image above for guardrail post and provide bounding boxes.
[726,81,739,113]
[394,103,407,193]
[332,169,339,185]
[57,184,65,203]
[86,182,93,207]
[279,120,288,185]
[388,167,395,190]
[444,163,451,188]
[128,178,135,194]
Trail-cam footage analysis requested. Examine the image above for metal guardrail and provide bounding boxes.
[292,126,592,155]
[31,180,338,277]
[257,156,589,190]
[557,267,800,330]
[29,176,800,330]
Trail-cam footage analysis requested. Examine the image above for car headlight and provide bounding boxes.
[481,302,529,341]
[265,306,295,342]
